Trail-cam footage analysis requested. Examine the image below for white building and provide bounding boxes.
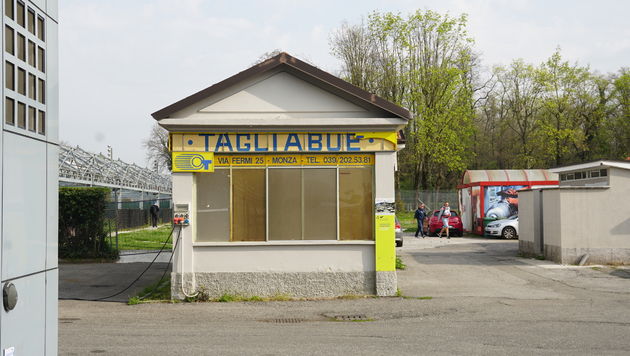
[152,53,409,298]
[1,0,58,355]
[519,160,630,264]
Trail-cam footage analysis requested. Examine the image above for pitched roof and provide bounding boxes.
[151,52,412,120]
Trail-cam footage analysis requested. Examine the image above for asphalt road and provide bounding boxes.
[59,234,630,355]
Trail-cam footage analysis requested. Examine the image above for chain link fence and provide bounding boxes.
[398,190,459,212]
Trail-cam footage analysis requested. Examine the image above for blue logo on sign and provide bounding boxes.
[175,154,213,171]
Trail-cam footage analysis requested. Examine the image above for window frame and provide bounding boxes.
[193,159,375,244]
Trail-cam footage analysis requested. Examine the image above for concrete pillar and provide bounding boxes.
[374,152,397,296]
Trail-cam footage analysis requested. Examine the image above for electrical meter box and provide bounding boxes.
[173,203,190,226]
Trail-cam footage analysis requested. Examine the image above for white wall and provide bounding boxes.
[172,173,193,274]
[542,189,562,248]
[374,152,395,202]
[519,190,536,245]
[192,244,375,272]
[558,187,630,249]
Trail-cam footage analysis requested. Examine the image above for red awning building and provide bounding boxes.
[457,170,558,235]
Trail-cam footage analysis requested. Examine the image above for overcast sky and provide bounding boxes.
[59,0,630,166]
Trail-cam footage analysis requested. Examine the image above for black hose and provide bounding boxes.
[60,225,178,302]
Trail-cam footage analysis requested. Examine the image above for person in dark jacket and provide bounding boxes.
[414,203,427,238]
[149,201,160,228]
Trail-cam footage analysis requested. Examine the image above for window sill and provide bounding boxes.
[192,240,375,247]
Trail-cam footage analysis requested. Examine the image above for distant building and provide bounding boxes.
[1,1,58,354]
[519,160,630,264]
[457,170,558,235]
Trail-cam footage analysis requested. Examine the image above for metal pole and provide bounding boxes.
[115,189,119,250]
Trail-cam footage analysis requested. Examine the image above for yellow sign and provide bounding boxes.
[172,152,214,172]
[213,153,374,167]
[171,132,396,153]
[375,214,396,272]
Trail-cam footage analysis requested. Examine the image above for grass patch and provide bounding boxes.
[402,296,433,300]
[591,266,603,271]
[128,277,172,304]
[396,256,406,270]
[117,225,173,250]
[396,211,417,232]
[535,255,545,260]
[217,293,237,302]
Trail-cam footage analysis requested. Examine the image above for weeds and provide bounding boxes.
[396,256,406,270]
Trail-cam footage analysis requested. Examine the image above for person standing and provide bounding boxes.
[414,203,427,238]
[149,201,160,228]
[437,201,452,239]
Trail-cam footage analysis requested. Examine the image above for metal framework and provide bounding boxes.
[59,144,171,194]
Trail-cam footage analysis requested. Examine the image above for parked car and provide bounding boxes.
[485,215,519,239]
[428,210,463,237]
[395,217,403,247]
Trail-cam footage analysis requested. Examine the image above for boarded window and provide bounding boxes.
[268,168,302,240]
[232,169,266,241]
[195,170,230,242]
[339,167,373,240]
[303,168,336,240]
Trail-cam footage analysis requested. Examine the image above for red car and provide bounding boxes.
[428,210,463,237]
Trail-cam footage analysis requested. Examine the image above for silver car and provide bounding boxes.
[485,215,519,239]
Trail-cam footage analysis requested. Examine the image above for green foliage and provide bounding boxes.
[59,187,118,260]
[332,9,476,190]
[396,256,406,270]
[396,211,416,231]
[217,293,237,302]
[333,10,629,181]
[135,277,171,302]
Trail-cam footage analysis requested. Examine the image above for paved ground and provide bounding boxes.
[59,233,630,355]
[59,255,171,302]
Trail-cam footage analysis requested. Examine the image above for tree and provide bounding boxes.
[331,10,478,190]
[491,60,544,168]
[537,50,591,166]
[610,68,630,159]
[143,123,171,172]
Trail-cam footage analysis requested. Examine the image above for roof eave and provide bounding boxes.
[152,52,412,121]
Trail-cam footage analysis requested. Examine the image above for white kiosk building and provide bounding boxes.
[1,0,58,355]
[153,53,409,298]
